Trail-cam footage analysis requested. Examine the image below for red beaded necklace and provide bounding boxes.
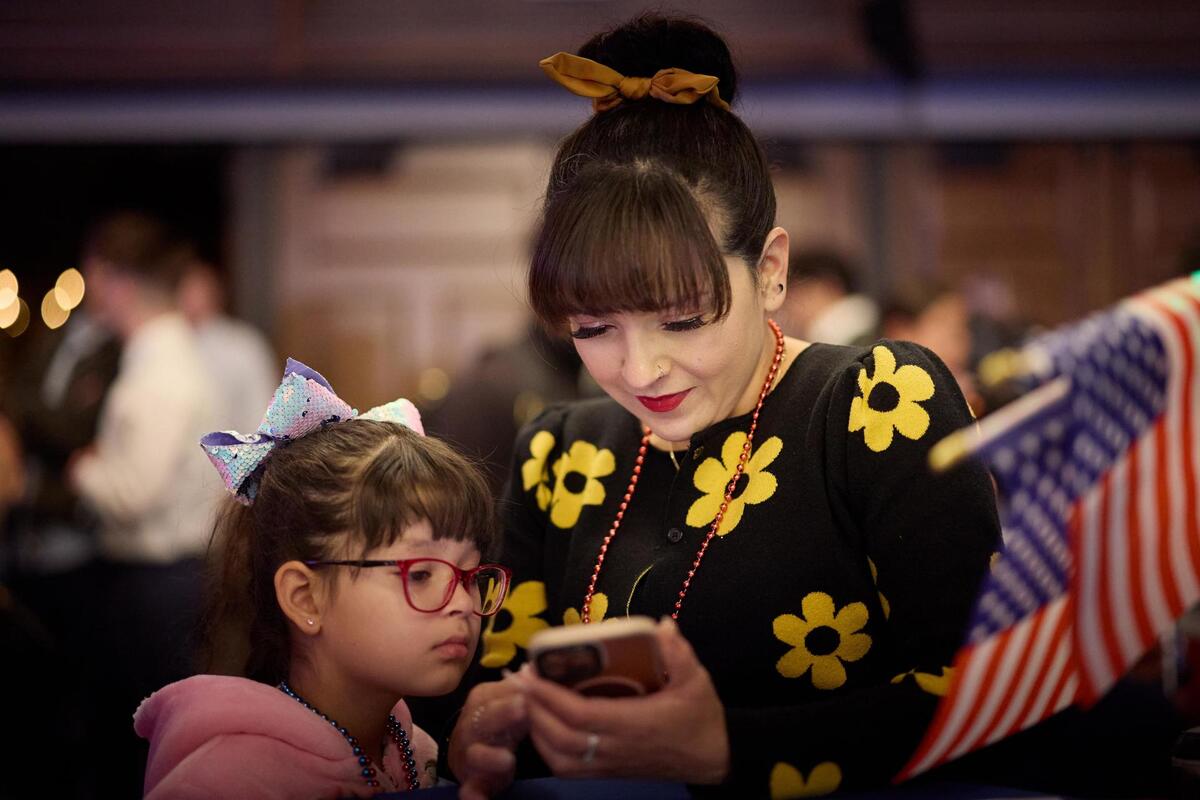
[581,319,786,623]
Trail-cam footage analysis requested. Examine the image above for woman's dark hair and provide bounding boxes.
[530,14,776,327]
[201,421,496,684]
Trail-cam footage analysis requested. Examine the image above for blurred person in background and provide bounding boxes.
[423,321,593,494]
[774,247,878,346]
[1,309,119,575]
[0,414,24,520]
[67,211,222,796]
[879,281,982,414]
[0,302,121,800]
[176,252,276,433]
[0,233,123,799]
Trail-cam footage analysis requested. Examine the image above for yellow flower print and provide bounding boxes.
[481,580,550,668]
[774,592,872,689]
[848,345,935,453]
[868,558,890,619]
[891,666,956,697]
[521,431,556,511]
[548,440,616,529]
[686,432,782,536]
[770,761,843,799]
[562,592,609,625]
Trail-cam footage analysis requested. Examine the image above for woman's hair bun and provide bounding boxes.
[578,14,738,106]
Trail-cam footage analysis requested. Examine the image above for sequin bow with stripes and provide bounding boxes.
[200,357,424,504]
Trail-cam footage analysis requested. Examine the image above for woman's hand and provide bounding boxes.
[450,675,529,800]
[521,618,730,784]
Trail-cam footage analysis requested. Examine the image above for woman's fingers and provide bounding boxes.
[457,742,516,800]
[521,620,731,784]
[522,672,612,730]
[655,616,699,683]
[450,680,530,798]
[526,692,602,775]
[473,692,529,747]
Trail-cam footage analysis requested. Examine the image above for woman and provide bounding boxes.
[449,15,1000,798]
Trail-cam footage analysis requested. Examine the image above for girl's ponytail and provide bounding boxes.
[199,501,260,678]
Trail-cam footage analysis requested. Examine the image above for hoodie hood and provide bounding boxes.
[135,675,437,798]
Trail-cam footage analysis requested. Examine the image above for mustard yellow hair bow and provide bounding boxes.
[539,51,730,113]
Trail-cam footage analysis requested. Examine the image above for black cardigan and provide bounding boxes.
[477,340,1001,796]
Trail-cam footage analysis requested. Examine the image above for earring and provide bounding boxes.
[306,618,315,626]
[778,283,785,292]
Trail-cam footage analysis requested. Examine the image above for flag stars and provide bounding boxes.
[1008,535,1063,601]
[1019,463,1038,486]
[1036,476,1055,499]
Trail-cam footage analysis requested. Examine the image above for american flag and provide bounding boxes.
[897,276,1200,780]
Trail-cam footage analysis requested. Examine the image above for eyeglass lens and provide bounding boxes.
[405,560,506,615]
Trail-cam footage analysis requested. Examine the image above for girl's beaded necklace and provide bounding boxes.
[581,319,785,623]
[278,680,420,792]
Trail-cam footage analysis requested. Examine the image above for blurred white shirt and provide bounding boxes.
[74,312,223,563]
[192,315,277,433]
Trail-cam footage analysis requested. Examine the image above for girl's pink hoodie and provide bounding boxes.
[134,675,438,798]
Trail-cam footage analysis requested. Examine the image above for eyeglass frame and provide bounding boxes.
[304,557,512,617]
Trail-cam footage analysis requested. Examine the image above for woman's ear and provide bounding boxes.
[758,227,790,314]
[275,561,325,636]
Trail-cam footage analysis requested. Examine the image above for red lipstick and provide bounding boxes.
[637,389,691,413]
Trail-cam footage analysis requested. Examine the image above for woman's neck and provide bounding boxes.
[287,658,399,767]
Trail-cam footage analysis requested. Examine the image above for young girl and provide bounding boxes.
[135,359,510,798]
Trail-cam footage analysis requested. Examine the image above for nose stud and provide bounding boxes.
[656,362,667,379]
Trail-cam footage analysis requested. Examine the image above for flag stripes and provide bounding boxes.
[896,280,1200,781]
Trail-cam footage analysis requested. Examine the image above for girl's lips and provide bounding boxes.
[434,637,470,659]
[637,389,691,413]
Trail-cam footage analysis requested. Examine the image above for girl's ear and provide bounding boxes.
[757,226,790,314]
[275,561,325,636]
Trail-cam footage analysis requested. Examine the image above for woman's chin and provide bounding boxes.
[620,401,699,443]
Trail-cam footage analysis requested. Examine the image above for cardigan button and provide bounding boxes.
[692,446,705,461]
[666,527,684,543]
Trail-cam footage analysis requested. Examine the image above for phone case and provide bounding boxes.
[528,616,666,697]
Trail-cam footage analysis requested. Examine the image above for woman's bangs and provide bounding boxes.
[531,167,732,325]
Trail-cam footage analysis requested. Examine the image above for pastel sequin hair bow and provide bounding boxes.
[539,51,730,113]
[200,358,424,505]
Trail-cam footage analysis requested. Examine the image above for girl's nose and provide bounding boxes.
[445,574,476,616]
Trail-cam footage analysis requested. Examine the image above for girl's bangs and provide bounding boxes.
[530,166,732,325]
[351,426,496,558]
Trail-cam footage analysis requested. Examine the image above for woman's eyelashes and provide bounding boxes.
[569,324,609,340]
[570,315,706,339]
[662,315,706,332]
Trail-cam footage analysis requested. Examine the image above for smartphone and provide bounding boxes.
[528,616,666,698]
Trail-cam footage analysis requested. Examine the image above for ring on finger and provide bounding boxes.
[581,732,600,764]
